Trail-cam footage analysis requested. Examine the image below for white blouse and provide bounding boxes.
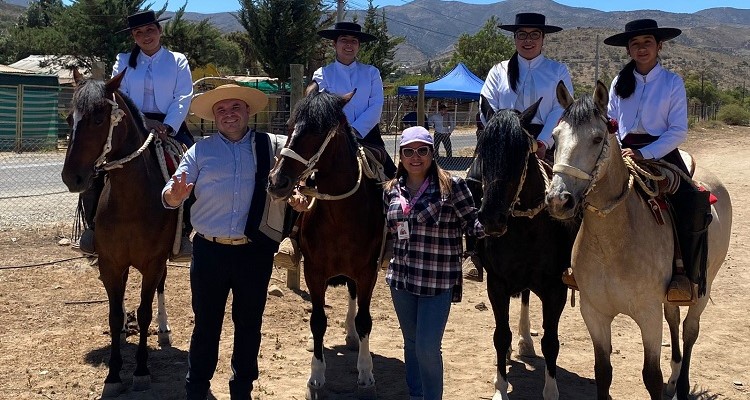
[480,54,573,148]
[607,62,688,160]
[113,47,193,132]
[312,60,383,138]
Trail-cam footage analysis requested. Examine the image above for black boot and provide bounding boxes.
[671,188,713,297]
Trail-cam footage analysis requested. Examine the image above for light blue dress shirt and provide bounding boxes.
[607,63,688,160]
[162,130,256,239]
[480,54,574,148]
[113,47,193,132]
[312,60,383,138]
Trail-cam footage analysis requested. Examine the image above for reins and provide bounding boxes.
[509,132,549,218]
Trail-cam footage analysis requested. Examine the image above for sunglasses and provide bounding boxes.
[401,146,431,158]
[515,31,543,41]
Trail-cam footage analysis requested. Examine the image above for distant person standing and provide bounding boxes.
[428,104,454,158]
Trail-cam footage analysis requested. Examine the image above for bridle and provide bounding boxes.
[551,116,634,217]
[483,130,549,218]
[279,123,364,201]
[91,93,156,172]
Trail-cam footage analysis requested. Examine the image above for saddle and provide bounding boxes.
[630,153,714,304]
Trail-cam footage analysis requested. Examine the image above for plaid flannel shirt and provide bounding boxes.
[384,175,485,296]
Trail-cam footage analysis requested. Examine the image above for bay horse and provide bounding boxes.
[267,87,383,399]
[61,70,177,396]
[545,81,732,399]
[474,97,578,400]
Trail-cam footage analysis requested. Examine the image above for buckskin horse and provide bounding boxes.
[474,97,578,400]
[267,86,383,399]
[545,81,732,399]
[61,69,177,396]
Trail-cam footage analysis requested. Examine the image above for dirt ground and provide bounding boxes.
[1,125,748,400]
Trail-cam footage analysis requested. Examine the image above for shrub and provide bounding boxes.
[717,104,750,126]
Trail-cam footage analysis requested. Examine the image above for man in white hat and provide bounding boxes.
[162,84,287,399]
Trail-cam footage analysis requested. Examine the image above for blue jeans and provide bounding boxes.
[390,286,452,400]
[185,236,274,400]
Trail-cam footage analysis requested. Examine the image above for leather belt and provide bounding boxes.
[194,232,250,246]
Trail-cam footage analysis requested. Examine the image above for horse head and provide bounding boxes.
[476,95,541,235]
[61,69,129,192]
[267,85,355,201]
[545,80,611,219]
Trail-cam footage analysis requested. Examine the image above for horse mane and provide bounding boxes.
[478,109,528,181]
[71,78,107,115]
[291,90,358,154]
[561,95,604,128]
[71,78,148,139]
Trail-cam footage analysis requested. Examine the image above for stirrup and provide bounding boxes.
[169,236,193,263]
[274,237,301,270]
[664,275,697,306]
[562,269,578,291]
[72,228,97,256]
[463,253,483,282]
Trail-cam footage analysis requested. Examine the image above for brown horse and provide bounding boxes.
[546,81,732,399]
[61,70,177,396]
[267,87,383,399]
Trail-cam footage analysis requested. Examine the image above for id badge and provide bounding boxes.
[397,221,410,240]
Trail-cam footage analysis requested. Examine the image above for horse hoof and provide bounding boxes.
[357,384,376,400]
[306,382,326,400]
[158,330,172,347]
[345,334,359,351]
[132,374,151,391]
[101,381,124,397]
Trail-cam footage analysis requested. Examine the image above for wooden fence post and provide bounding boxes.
[285,64,304,291]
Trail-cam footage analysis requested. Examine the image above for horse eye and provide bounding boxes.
[593,136,603,144]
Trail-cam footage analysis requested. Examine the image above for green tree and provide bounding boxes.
[684,73,720,106]
[237,0,331,86]
[19,0,64,28]
[162,5,243,71]
[450,16,513,79]
[358,0,404,79]
[53,0,154,71]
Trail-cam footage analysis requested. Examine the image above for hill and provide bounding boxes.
[0,1,25,31]
[6,0,750,88]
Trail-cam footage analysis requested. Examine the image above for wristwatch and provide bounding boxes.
[166,126,176,137]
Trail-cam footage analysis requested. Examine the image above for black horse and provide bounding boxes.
[474,97,579,399]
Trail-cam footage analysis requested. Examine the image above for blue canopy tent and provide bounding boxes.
[397,63,484,99]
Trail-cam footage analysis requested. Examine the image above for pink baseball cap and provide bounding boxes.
[400,126,433,147]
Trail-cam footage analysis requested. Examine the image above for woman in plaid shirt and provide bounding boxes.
[383,126,485,400]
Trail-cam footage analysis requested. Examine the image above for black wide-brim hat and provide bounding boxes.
[317,22,377,43]
[499,13,562,34]
[116,10,170,34]
[604,19,682,46]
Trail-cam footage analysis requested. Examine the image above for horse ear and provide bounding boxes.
[305,81,319,96]
[556,80,573,109]
[593,80,609,114]
[340,88,357,105]
[72,67,84,86]
[480,94,494,122]
[520,97,541,130]
[106,69,126,93]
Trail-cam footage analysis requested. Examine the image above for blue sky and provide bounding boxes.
[155,0,749,14]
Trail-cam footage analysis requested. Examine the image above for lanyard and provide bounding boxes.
[398,178,430,216]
